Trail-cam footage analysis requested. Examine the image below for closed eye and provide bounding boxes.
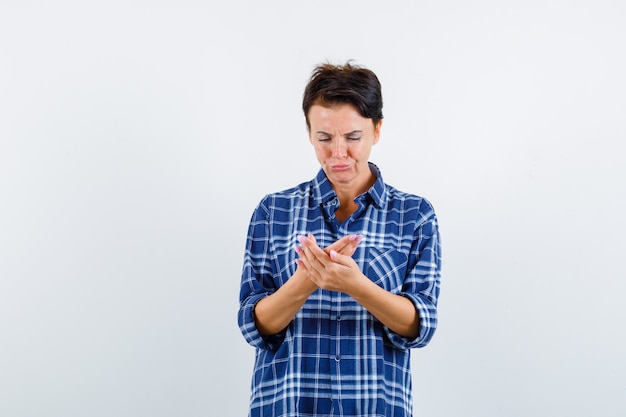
[345,130,363,141]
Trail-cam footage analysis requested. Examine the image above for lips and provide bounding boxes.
[331,164,351,171]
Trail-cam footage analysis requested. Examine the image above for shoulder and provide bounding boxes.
[384,183,438,226]
[254,180,314,213]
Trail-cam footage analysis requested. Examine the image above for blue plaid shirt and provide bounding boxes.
[238,163,441,417]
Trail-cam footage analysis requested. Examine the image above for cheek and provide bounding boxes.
[313,144,330,157]
[348,143,367,159]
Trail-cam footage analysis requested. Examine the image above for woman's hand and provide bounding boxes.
[296,233,366,294]
[324,233,362,256]
[254,233,363,336]
[296,233,419,339]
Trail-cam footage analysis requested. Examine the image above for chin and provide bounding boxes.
[330,174,355,184]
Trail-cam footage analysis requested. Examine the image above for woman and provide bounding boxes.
[238,62,441,417]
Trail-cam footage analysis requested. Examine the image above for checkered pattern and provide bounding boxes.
[238,163,441,417]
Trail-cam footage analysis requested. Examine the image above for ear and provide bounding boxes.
[306,117,315,145]
[373,120,383,145]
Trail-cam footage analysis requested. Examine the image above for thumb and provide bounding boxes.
[329,249,351,266]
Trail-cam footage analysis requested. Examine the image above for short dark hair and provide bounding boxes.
[302,61,383,130]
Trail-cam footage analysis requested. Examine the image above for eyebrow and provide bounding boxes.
[315,130,363,136]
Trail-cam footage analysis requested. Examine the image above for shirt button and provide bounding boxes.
[335,355,340,362]
[336,316,341,321]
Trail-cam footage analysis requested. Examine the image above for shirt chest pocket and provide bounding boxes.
[364,247,408,293]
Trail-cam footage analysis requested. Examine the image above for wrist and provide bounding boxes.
[288,268,318,298]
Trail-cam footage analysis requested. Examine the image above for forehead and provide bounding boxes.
[308,103,371,129]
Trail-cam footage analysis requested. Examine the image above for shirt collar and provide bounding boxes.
[366,163,386,208]
[313,162,387,209]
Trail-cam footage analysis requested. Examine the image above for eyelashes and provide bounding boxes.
[317,137,362,142]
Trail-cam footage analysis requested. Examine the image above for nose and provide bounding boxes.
[332,140,347,159]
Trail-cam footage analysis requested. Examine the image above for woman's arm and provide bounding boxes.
[340,265,420,339]
[296,235,419,339]
[253,268,317,336]
[253,234,363,336]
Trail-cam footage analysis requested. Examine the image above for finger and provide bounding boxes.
[295,247,309,271]
[297,235,314,260]
[307,247,329,274]
[346,234,363,255]
[299,234,324,255]
[307,238,330,265]
[325,235,350,253]
[329,249,356,268]
[296,248,323,281]
[298,237,329,275]
[330,234,363,256]
[326,234,362,254]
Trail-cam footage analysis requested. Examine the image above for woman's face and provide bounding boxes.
[307,103,381,191]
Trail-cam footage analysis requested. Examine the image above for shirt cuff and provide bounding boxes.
[385,293,438,349]
[238,293,286,351]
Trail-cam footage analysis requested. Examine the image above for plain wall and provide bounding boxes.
[1,1,624,416]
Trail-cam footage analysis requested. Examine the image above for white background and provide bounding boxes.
[1,1,625,416]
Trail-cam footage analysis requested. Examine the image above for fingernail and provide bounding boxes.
[349,234,358,241]
[297,235,306,244]
[355,234,363,244]
[330,249,338,259]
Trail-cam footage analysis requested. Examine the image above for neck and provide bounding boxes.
[332,172,376,207]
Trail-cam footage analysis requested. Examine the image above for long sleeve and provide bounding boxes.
[384,200,442,350]
[237,198,286,351]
